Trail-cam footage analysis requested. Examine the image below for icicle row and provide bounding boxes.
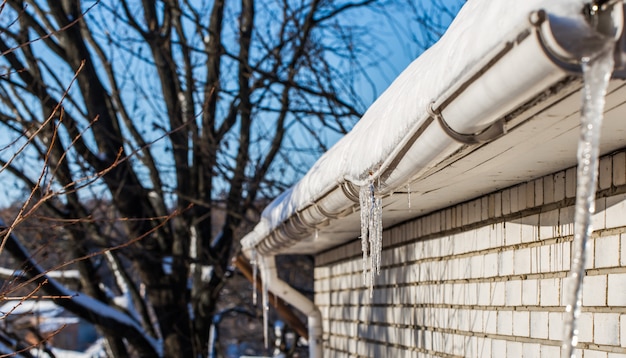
[262,271,269,349]
[359,177,384,297]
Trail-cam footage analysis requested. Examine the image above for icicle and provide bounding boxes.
[251,249,258,305]
[359,175,384,297]
[561,46,614,358]
[262,271,269,349]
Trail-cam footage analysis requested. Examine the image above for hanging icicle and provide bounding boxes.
[359,175,383,297]
[262,269,269,349]
[251,249,258,305]
[407,183,412,209]
[561,45,615,358]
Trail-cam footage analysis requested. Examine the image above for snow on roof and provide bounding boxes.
[243,0,585,251]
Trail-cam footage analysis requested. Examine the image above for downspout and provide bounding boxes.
[257,253,323,358]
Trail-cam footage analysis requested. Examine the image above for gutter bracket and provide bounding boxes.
[428,103,507,145]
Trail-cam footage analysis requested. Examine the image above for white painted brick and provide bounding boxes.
[606,193,626,229]
[485,310,497,334]
[622,314,626,348]
[584,350,608,358]
[594,313,620,345]
[518,183,528,211]
[526,181,535,208]
[505,280,522,306]
[578,312,593,343]
[500,250,514,276]
[497,310,513,335]
[515,248,531,275]
[566,167,577,198]
[541,278,560,306]
[555,171,566,201]
[475,283,489,307]
[560,206,575,237]
[484,252,498,277]
[510,187,519,213]
[582,274,607,306]
[607,353,626,358]
[506,220,522,245]
[507,341,523,357]
[613,152,626,186]
[513,311,530,337]
[523,343,540,358]
[470,255,483,279]
[622,233,626,266]
[608,273,626,306]
[491,222,505,248]
[586,239,595,270]
[544,175,555,204]
[522,279,539,306]
[540,209,559,240]
[492,339,507,357]
[539,245,551,273]
[541,345,560,358]
[535,178,544,206]
[521,214,538,243]
[594,197,607,231]
[549,311,563,341]
[530,311,549,339]
[600,156,613,190]
[596,235,620,268]
[502,189,511,215]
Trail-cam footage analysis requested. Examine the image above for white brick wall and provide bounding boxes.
[315,150,626,357]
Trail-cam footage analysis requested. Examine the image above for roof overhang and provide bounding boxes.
[242,0,626,257]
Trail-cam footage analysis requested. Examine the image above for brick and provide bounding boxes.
[622,314,626,348]
[484,253,498,277]
[502,190,511,215]
[584,350,608,358]
[594,313,620,345]
[608,353,626,358]
[506,280,522,306]
[498,310,513,335]
[599,156,613,190]
[541,278,560,306]
[482,196,489,221]
[544,175,555,204]
[560,206,575,237]
[500,250,514,276]
[535,178,544,206]
[514,248,531,275]
[523,343,540,358]
[541,345,560,358]
[522,279,539,306]
[578,312,593,343]
[530,311,549,339]
[478,282,491,306]
[586,239,595,270]
[510,187,519,213]
[539,209,559,240]
[608,274,626,306]
[492,281,506,306]
[622,234,626,266]
[521,214,538,243]
[495,192,502,218]
[513,311,530,337]
[505,221,522,245]
[507,341,523,357]
[566,167,577,198]
[582,274,607,306]
[596,235,620,268]
[492,339,506,356]
[527,180,536,208]
[518,183,527,211]
[485,310,497,334]
[593,197,607,231]
[606,194,626,229]
[548,311,563,341]
[555,171,566,201]
[613,152,626,186]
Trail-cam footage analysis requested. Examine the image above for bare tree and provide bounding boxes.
[0,0,463,356]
